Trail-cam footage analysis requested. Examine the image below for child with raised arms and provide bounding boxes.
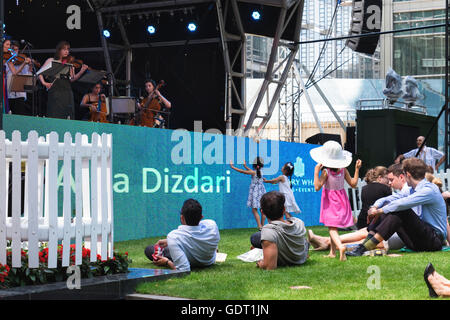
[230,157,266,230]
[263,162,301,218]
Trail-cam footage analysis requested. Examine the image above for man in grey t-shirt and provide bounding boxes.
[251,191,309,270]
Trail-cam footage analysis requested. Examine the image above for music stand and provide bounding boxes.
[37,61,72,79]
[78,70,107,84]
[9,74,37,93]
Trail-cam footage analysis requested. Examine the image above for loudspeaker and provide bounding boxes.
[306,133,342,146]
[345,126,356,154]
[356,109,437,175]
[346,0,382,55]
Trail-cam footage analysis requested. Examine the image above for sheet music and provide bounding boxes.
[36,60,72,79]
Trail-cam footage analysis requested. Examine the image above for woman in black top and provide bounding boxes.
[356,166,392,229]
[38,41,88,119]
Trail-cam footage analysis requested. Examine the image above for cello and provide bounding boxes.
[89,94,109,123]
[130,80,165,127]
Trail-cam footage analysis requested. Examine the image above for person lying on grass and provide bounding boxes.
[250,191,309,270]
[144,199,220,272]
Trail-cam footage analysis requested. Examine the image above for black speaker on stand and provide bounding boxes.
[306,133,342,146]
[346,0,382,55]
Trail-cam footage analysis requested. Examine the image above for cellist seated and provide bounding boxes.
[79,82,109,122]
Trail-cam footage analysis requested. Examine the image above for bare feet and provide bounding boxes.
[308,230,330,251]
[433,271,450,286]
[428,273,450,297]
[339,246,347,261]
[323,253,336,258]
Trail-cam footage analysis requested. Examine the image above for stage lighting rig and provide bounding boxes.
[187,22,197,32]
[147,25,156,34]
[252,10,261,21]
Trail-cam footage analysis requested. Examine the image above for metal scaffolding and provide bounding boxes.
[243,0,304,136]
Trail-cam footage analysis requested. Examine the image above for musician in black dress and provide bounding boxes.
[37,41,88,119]
[79,82,108,120]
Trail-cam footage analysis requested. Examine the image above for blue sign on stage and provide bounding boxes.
[3,115,322,241]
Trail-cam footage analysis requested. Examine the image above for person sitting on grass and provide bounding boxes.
[346,158,447,257]
[250,191,309,270]
[144,199,220,272]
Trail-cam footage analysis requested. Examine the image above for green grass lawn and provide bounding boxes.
[114,226,450,300]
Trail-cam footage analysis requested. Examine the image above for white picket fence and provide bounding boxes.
[0,130,114,269]
[433,169,450,192]
[344,179,366,219]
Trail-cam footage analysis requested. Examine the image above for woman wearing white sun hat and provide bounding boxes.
[310,140,362,261]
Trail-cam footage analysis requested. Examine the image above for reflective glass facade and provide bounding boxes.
[393,9,445,78]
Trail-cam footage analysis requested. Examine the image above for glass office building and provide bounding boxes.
[393,8,445,78]
[246,0,381,79]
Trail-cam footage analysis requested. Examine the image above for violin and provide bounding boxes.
[129,80,165,127]
[66,55,84,69]
[89,94,109,123]
[3,50,41,68]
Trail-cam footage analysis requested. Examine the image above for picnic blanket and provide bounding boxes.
[399,246,450,253]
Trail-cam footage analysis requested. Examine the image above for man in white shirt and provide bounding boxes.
[395,136,445,172]
[385,163,421,250]
[144,199,220,272]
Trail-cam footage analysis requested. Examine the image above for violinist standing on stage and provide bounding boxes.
[142,79,171,128]
[3,39,32,114]
[37,41,88,119]
[80,82,109,121]
[8,40,32,115]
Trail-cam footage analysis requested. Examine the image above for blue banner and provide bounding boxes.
[3,115,322,241]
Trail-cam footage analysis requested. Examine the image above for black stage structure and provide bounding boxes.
[4,0,304,133]
[3,0,450,168]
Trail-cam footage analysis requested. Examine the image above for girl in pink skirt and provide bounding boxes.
[310,141,362,261]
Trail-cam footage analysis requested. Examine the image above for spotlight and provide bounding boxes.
[147,25,156,34]
[103,30,111,38]
[252,10,261,20]
[187,22,197,32]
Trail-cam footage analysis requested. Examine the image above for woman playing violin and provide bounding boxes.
[37,41,89,119]
[7,41,33,115]
[3,39,32,114]
[79,82,108,121]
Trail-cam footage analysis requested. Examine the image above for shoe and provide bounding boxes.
[363,249,387,256]
[424,263,438,298]
[345,244,367,257]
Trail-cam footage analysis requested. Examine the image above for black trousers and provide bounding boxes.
[367,209,443,252]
